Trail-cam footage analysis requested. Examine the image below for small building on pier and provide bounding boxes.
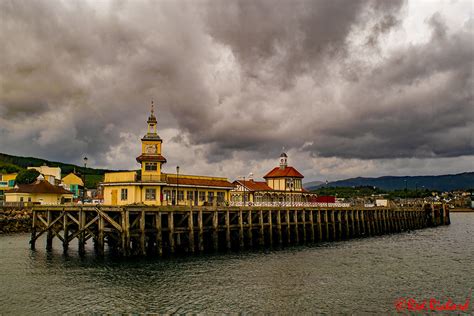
[101,102,234,206]
[230,153,316,206]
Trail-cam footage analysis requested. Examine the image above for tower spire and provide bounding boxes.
[151,100,154,115]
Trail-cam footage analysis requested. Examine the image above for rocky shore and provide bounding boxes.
[0,208,32,234]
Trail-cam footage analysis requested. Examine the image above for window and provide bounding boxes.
[217,192,225,202]
[199,191,205,201]
[163,190,170,200]
[207,191,214,203]
[145,188,156,200]
[145,163,157,171]
[121,188,128,201]
[178,190,184,201]
[20,197,24,202]
[28,197,32,202]
[8,180,14,187]
[187,191,194,201]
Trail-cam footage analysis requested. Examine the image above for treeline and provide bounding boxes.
[0,153,113,188]
[313,185,437,199]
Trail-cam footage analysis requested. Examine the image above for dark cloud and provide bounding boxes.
[0,0,472,180]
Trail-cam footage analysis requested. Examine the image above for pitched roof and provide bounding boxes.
[166,177,234,188]
[136,154,167,163]
[234,180,273,192]
[6,180,73,195]
[263,166,304,179]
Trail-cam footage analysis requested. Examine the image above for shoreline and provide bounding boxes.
[0,208,32,234]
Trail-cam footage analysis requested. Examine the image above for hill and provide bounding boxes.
[304,172,474,192]
[0,153,116,188]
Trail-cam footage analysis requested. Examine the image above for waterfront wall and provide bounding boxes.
[0,208,32,234]
[30,204,450,257]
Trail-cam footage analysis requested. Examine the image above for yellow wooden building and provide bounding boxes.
[102,102,234,206]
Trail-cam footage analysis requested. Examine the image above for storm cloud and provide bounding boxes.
[0,0,472,181]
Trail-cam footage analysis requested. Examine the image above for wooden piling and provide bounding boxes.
[155,212,163,256]
[225,210,231,250]
[238,210,244,248]
[212,211,218,251]
[188,210,195,253]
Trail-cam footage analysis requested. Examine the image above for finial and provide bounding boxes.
[151,100,154,115]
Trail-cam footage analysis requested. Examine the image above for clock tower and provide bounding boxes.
[136,101,167,179]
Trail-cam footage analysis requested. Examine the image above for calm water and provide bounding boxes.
[0,213,473,314]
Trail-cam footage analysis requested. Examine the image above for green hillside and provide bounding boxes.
[0,153,117,188]
[305,172,474,192]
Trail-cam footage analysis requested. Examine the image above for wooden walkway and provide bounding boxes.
[30,204,450,257]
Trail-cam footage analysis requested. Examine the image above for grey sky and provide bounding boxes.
[0,0,473,182]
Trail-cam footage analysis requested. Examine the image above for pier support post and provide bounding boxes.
[46,210,53,251]
[225,210,231,250]
[97,214,105,256]
[155,212,163,256]
[63,210,69,252]
[309,210,315,243]
[331,210,336,240]
[317,209,322,241]
[293,210,299,244]
[212,211,219,251]
[276,210,282,245]
[30,210,37,250]
[188,210,195,253]
[286,210,291,244]
[302,209,307,243]
[168,212,175,254]
[197,210,204,252]
[248,211,253,247]
[258,210,264,247]
[139,210,146,256]
[78,208,85,256]
[238,210,244,248]
[268,210,273,247]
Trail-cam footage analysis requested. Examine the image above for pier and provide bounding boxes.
[30,204,450,257]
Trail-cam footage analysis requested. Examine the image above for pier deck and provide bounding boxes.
[30,204,450,257]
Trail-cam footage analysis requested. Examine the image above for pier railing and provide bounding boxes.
[30,204,450,257]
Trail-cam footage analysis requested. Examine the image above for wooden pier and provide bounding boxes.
[30,204,450,257]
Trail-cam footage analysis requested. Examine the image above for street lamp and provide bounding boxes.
[82,156,88,204]
[241,176,246,206]
[176,165,180,206]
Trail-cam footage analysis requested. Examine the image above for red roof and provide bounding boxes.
[7,180,73,195]
[263,166,304,179]
[136,154,167,163]
[234,180,273,192]
[166,177,234,188]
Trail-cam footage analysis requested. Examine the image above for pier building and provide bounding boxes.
[230,153,316,206]
[101,102,234,206]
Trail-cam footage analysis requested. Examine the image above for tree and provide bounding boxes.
[15,169,40,185]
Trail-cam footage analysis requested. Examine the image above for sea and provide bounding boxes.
[0,213,472,314]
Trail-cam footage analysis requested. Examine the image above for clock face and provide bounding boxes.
[145,144,157,154]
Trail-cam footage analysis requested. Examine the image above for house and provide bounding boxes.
[230,153,316,206]
[62,172,84,199]
[27,165,61,185]
[0,173,17,201]
[5,177,73,205]
[101,102,234,206]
